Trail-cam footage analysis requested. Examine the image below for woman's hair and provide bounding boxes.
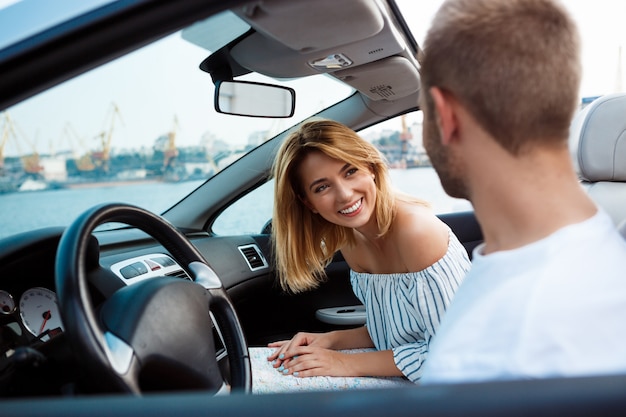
[271,119,424,293]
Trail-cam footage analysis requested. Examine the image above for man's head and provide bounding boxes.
[420,0,581,198]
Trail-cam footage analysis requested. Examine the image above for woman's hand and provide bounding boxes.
[267,331,335,370]
[272,346,356,377]
[265,327,391,378]
[267,345,402,378]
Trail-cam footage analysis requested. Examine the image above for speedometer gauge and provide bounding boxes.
[19,287,64,337]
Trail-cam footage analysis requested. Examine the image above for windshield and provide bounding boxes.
[0,9,352,239]
[3,1,625,240]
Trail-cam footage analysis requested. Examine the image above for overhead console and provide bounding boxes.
[333,56,419,101]
[228,0,420,101]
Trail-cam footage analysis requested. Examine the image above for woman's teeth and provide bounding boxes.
[340,199,362,214]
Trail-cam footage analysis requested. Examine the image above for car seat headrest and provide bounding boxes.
[569,93,626,182]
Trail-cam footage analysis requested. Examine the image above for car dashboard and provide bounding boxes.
[0,225,274,396]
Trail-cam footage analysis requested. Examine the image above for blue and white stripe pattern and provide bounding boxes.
[350,230,470,382]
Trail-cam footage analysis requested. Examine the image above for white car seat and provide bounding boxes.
[569,92,626,231]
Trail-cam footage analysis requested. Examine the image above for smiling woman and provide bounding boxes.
[261,119,471,390]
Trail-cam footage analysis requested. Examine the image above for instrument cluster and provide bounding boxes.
[0,287,64,359]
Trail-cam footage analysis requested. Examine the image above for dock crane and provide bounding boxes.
[0,111,43,176]
[92,102,123,174]
[0,113,11,174]
[59,122,95,172]
[398,114,412,167]
[163,115,179,170]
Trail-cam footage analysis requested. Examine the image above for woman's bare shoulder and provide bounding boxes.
[394,200,449,270]
[395,200,446,236]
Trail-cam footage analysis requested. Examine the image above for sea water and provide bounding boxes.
[0,168,471,240]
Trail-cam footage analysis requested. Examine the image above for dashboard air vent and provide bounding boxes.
[238,244,268,271]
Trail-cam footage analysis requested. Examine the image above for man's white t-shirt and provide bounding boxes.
[420,210,626,384]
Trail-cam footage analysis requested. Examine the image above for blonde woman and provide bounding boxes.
[250,119,470,392]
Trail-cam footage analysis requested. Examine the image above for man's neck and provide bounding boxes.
[469,146,598,255]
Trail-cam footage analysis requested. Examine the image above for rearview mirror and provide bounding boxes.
[214,80,295,118]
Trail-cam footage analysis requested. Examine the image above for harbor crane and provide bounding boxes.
[163,115,180,170]
[0,111,43,176]
[59,122,95,172]
[92,102,123,174]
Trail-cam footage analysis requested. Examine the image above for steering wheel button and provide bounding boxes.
[120,265,140,279]
[132,262,148,274]
[153,256,175,267]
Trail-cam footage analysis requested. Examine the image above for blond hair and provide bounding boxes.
[420,0,581,154]
[271,119,424,293]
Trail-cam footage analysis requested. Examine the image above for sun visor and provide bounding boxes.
[333,56,420,101]
[234,0,384,53]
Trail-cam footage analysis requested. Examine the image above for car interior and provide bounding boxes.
[1,0,625,415]
[0,0,480,396]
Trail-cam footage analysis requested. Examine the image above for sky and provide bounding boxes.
[2,0,626,157]
[396,0,626,98]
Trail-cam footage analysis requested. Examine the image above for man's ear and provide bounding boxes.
[429,87,458,146]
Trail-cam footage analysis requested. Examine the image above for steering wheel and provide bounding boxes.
[54,203,251,394]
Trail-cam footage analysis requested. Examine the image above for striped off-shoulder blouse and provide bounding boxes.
[350,229,470,382]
